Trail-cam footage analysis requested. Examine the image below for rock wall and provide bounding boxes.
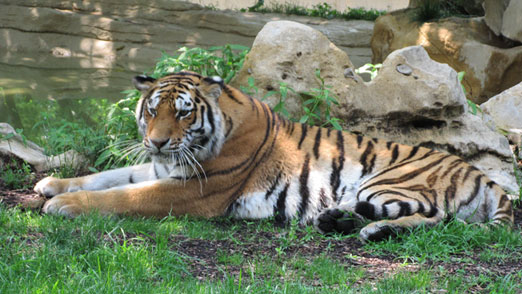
[0,0,373,101]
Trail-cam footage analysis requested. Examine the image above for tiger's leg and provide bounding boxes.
[358,213,444,242]
[315,191,445,241]
[35,163,152,197]
[42,177,228,218]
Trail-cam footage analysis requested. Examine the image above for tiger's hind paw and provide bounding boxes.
[314,208,363,235]
[359,222,402,242]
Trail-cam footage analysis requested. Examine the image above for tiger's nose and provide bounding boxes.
[150,138,169,149]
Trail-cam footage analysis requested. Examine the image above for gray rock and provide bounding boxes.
[484,0,522,43]
[231,20,355,118]
[481,82,522,131]
[0,123,87,172]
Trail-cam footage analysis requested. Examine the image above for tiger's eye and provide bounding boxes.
[178,110,190,117]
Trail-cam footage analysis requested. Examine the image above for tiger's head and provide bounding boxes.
[132,72,226,164]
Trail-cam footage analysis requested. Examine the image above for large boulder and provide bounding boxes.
[371,11,522,104]
[480,82,522,161]
[233,21,518,192]
[484,0,522,43]
[231,20,354,118]
[480,82,522,131]
[0,123,86,172]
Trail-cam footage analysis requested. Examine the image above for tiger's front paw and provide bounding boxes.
[42,193,85,217]
[34,176,79,197]
[314,208,364,235]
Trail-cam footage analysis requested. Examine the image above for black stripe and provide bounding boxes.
[223,86,243,105]
[441,159,464,180]
[398,202,411,217]
[364,149,438,182]
[400,146,419,162]
[298,124,308,149]
[329,130,345,203]
[265,172,282,200]
[206,102,215,134]
[356,135,363,148]
[313,127,322,159]
[129,173,135,184]
[461,175,483,207]
[206,102,273,177]
[389,144,399,165]
[327,128,332,137]
[358,154,452,197]
[360,140,374,177]
[274,183,290,224]
[224,115,234,138]
[498,194,510,208]
[287,121,295,136]
[366,189,409,201]
[462,166,477,182]
[298,154,311,218]
[386,141,392,150]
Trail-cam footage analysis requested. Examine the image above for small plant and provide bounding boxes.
[153,45,249,84]
[0,158,33,189]
[308,2,338,19]
[0,128,28,148]
[239,76,259,96]
[265,82,296,118]
[457,71,482,116]
[299,69,343,130]
[355,63,382,80]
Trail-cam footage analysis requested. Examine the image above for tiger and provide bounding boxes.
[34,71,514,242]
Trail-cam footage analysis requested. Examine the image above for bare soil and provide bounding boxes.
[1,174,521,285]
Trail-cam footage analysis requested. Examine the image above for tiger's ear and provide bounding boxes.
[199,76,224,100]
[133,75,156,92]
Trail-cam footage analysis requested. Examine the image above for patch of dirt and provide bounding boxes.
[0,171,46,210]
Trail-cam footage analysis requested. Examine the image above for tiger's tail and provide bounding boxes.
[486,182,514,226]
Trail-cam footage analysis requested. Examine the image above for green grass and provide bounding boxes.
[1,207,520,293]
[364,218,522,263]
[242,2,386,21]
